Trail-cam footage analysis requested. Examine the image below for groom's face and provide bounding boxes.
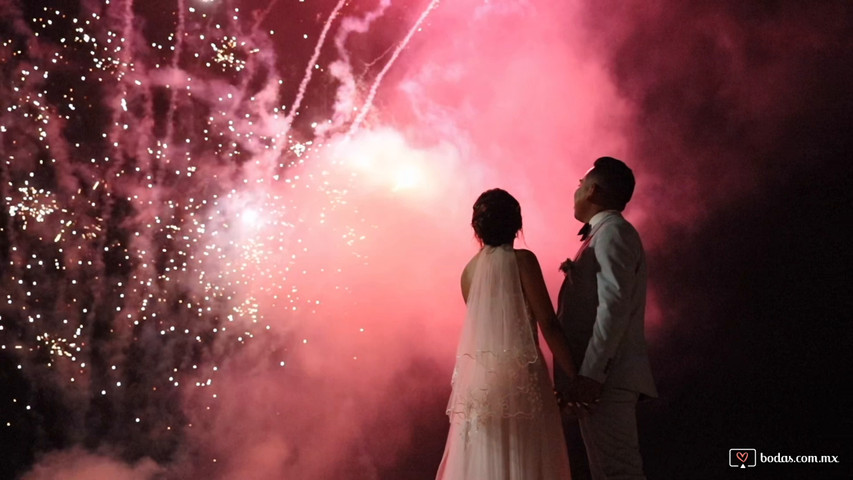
[573,170,595,222]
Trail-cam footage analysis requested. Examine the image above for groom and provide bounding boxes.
[554,157,657,480]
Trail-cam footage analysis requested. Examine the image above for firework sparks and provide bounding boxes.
[1,0,440,475]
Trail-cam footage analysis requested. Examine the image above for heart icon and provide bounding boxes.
[736,451,749,463]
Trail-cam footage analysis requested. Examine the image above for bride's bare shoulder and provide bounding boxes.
[460,251,482,301]
[514,249,545,277]
[462,251,481,279]
[514,248,538,263]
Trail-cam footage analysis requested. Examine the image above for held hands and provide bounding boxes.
[556,375,603,419]
[571,375,603,403]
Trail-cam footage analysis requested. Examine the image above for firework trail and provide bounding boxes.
[283,0,348,137]
[306,0,393,137]
[348,0,442,135]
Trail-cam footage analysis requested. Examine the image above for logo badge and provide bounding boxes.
[729,448,757,468]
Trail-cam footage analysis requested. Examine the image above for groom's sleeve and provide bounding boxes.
[579,223,640,383]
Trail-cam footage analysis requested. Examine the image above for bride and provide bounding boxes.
[436,188,576,480]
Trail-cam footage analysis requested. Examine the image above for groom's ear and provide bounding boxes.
[586,183,610,206]
[586,182,603,203]
[589,183,619,209]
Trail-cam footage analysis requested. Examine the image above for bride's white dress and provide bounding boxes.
[436,245,571,480]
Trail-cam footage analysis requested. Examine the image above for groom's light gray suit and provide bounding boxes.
[555,210,657,480]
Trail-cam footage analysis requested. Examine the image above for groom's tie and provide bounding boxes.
[578,223,591,241]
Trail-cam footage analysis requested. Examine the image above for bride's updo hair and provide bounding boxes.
[471,188,522,247]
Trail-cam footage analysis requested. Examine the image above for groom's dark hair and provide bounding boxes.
[472,189,522,247]
[589,156,635,211]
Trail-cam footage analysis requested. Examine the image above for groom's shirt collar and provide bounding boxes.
[589,210,620,228]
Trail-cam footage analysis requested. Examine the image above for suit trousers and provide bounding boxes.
[578,387,645,480]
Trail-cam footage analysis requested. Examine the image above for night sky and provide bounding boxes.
[594,2,853,478]
[1,0,852,479]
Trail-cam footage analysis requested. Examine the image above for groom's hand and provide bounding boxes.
[563,402,590,419]
[557,384,596,419]
[571,375,603,405]
[558,389,588,419]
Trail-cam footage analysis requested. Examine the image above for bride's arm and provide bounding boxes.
[460,254,478,303]
[516,249,577,378]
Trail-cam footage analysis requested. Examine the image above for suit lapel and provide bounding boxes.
[561,213,622,313]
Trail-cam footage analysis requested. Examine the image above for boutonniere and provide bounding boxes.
[559,258,574,275]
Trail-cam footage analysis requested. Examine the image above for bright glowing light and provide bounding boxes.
[240,207,261,228]
[392,164,423,191]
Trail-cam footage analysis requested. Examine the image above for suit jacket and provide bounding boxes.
[555,211,657,398]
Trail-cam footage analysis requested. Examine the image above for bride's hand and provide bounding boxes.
[556,388,593,420]
[564,399,595,419]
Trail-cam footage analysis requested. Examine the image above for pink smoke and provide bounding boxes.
[171,0,650,478]
[17,0,658,478]
[21,448,161,480]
